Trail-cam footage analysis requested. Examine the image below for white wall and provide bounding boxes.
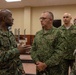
[7,5,76,35]
[31,5,76,34]
[10,8,24,35]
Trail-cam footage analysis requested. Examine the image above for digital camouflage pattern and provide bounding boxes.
[0,29,25,75]
[58,25,76,60]
[70,55,76,75]
[70,50,76,75]
[31,26,66,75]
[58,25,76,75]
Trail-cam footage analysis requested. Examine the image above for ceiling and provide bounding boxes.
[0,0,76,8]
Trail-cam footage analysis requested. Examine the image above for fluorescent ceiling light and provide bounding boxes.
[5,0,21,2]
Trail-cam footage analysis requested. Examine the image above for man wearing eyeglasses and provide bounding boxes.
[31,11,66,75]
[58,13,76,75]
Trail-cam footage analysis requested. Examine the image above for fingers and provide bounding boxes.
[36,62,47,72]
[36,65,43,72]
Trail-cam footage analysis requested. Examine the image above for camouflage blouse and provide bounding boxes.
[0,29,24,75]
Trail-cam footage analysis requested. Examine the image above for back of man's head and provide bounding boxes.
[0,9,11,23]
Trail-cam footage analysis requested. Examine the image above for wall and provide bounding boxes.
[6,5,76,45]
[10,8,24,34]
[31,5,76,34]
[9,5,76,35]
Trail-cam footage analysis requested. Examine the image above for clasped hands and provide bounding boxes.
[36,61,47,72]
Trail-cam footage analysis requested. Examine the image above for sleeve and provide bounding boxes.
[0,47,19,62]
[45,31,66,67]
[30,34,39,63]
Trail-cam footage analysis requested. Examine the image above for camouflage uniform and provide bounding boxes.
[70,54,76,75]
[0,29,25,75]
[70,50,76,75]
[58,25,76,75]
[31,26,65,75]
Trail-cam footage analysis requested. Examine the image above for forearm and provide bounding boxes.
[31,40,39,63]
[31,50,39,63]
[45,47,64,67]
[0,48,19,62]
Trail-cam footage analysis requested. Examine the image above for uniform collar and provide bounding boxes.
[41,26,56,34]
[61,24,74,30]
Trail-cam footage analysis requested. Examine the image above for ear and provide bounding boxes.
[2,17,5,22]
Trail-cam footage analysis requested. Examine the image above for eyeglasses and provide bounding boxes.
[63,16,69,18]
[39,17,52,20]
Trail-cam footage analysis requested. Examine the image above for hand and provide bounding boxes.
[24,46,31,53]
[36,61,47,72]
[17,42,26,54]
[17,43,31,54]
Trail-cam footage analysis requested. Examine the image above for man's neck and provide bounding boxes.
[43,24,52,30]
[0,24,8,31]
[64,23,72,29]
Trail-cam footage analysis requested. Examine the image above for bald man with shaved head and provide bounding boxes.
[63,13,72,28]
[58,13,76,75]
